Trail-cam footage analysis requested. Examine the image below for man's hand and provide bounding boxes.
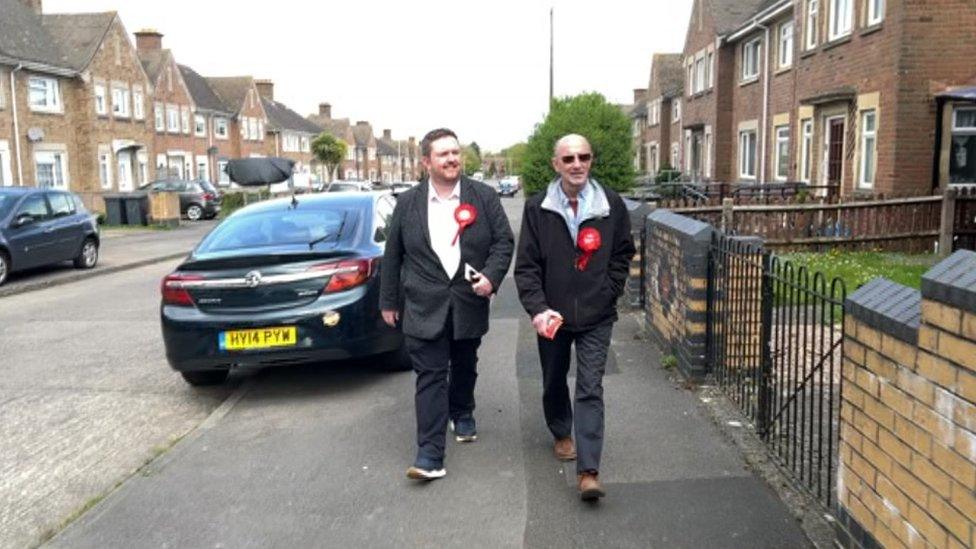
[531,309,562,337]
[471,273,493,297]
[382,309,399,328]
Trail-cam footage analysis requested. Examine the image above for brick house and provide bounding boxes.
[377,129,404,183]
[255,80,322,183]
[0,0,155,210]
[307,103,358,181]
[135,30,204,183]
[629,88,648,173]
[178,64,235,186]
[205,77,268,163]
[644,54,684,177]
[398,136,420,181]
[670,0,976,195]
[352,121,378,182]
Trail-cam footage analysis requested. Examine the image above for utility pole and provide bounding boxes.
[549,7,554,105]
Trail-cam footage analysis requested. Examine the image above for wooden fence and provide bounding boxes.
[638,186,975,254]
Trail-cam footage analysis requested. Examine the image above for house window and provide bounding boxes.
[867,0,885,26]
[707,52,714,88]
[166,105,180,132]
[154,103,164,131]
[704,128,712,178]
[858,110,877,188]
[687,62,694,96]
[194,115,206,137]
[181,107,191,135]
[742,38,761,81]
[800,119,813,182]
[671,143,679,169]
[133,87,144,120]
[739,130,758,178]
[28,77,61,112]
[775,125,790,181]
[35,150,68,189]
[196,157,209,182]
[950,108,976,183]
[137,152,148,186]
[94,84,107,115]
[301,136,310,152]
[98,147,112,190]
[214,117,229,139]
[257,119,264,139]
[346,146,355,161]
[779,22,794,68]
[248,118,258,141]
[218,160,230,184]
[673,100,681,121]
[829,0,853,41]
[806,0,819,49]
[694,57,705,94]
[111,85,130,118]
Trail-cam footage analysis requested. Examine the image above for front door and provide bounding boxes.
[691,131,704,180]
[117,151,133,191]
[824,117,845,190]
[168,157,184,180]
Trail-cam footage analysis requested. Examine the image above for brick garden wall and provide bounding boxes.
[837,250,976,549]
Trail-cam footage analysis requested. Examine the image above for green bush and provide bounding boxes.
[522,93,635,196]
[219,189,271,218]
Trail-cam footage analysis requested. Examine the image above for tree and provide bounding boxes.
[462,144,481,175]
[501,142,528,175]
[522,93,635,195]
[469,141,482,158]
[311,133,347,182]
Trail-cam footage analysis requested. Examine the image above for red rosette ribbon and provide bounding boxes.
[452,203,477,246]
[576,227,602,271]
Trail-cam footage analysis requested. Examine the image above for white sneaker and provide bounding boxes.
[406,466,446,480]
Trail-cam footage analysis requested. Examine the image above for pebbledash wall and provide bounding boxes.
[837,250,976,549]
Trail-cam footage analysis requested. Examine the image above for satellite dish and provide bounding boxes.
[26,127,45,142]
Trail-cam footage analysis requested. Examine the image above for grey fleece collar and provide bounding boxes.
[540,178,611,222]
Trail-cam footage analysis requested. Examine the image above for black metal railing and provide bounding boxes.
[707,232,846,510]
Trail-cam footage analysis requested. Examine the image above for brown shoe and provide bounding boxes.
[577,472,605,501]
[553,437,576,461]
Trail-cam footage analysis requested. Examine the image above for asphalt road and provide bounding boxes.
[3,193,811,548]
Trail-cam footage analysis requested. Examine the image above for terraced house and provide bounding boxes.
[205,76,268,162]
[643,54,684,176]
[658,0,976,195]
[255,79,322,181]
[178,64,235,186]
[0,0,154,210]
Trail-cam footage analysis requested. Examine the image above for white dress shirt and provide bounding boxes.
[428,180,462,279]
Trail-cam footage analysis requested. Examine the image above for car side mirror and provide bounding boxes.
[12,214,34,228]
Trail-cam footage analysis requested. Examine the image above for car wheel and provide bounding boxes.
[186,204,204,221]
[180,370,229,386]
[0,250,9,286]
[73,238,99,269]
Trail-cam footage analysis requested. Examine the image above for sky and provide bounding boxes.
[46,0,693,152]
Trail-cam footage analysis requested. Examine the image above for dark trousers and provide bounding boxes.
[537,323,613,473]
[405,316,481,468]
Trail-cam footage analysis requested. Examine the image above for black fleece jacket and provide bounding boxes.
[514,184,635,331]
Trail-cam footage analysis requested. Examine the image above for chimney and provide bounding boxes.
[383,129,392,140]
[135,29,163,52]
[21,0,42,15]
[255,79,274,101]
[633,88,648,103]
[318,103,331,118]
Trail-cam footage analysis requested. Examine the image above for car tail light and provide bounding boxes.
[308,258,379,294]
[202,192,216,201]
[161,273,203,306]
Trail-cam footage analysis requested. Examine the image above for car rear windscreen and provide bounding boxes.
[195,207,359,253]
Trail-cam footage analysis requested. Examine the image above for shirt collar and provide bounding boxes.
[428,179,461,202]
[556,179,592,206]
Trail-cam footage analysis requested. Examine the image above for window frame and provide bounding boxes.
[742,37,762,82]
[34,150,69,189]
[867,0,885,26]
[111,85,130,118]
[28,76,61,113]
[166,105,180,133]
[98,147,113,190]
[779,21,794,69]
[214,117,229,139]
[181,107,191,135]
[806,0,820,50]
[132,87,145,120]
[739,130,758,179]
[951,107,976,184]
[800,119,813,183]
[154,102,165,132]
[774,125,790,181]
[858,110,877,189]
[828,0,853,41]
[94,83,108,116]
[194,114,207,137]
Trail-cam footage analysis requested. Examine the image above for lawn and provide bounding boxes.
[779,251,940,292]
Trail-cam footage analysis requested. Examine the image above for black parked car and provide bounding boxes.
[0,187,99,286]
[139,179,221,221]
[159,191,407,385]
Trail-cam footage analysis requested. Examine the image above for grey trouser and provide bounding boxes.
[536,323,613,473]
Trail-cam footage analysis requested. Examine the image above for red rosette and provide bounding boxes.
[575,227,602,271]
[452,203,477,246]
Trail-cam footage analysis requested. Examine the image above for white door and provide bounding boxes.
[168,157,184,179]
[0,140,11,186]
[117,151,133,191]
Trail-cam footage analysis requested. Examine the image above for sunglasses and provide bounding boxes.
[560,153,592,164]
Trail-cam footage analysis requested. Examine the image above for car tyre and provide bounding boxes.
[186,204,204,221]
[180,369,229,386]
[0,250,9,286]
[73,238,99,269]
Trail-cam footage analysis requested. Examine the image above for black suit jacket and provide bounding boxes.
[379,177,514,340]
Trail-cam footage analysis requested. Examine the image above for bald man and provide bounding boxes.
[514,134,635,501]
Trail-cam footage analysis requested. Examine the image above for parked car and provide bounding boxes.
[326,181,372,193]
[0,187,99,286]
[497,176,520,197]
[159,191,407,385]
[139,179,221,221]
[389,182,415,196]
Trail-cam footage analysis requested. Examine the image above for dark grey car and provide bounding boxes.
[0,187,100,286]
[140,179,221,221]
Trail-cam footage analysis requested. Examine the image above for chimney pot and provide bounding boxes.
[318,103,332,118]
[135,29,164,51]
[255,79,274,101]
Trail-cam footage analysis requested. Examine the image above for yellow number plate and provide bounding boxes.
[219,326,297,351]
